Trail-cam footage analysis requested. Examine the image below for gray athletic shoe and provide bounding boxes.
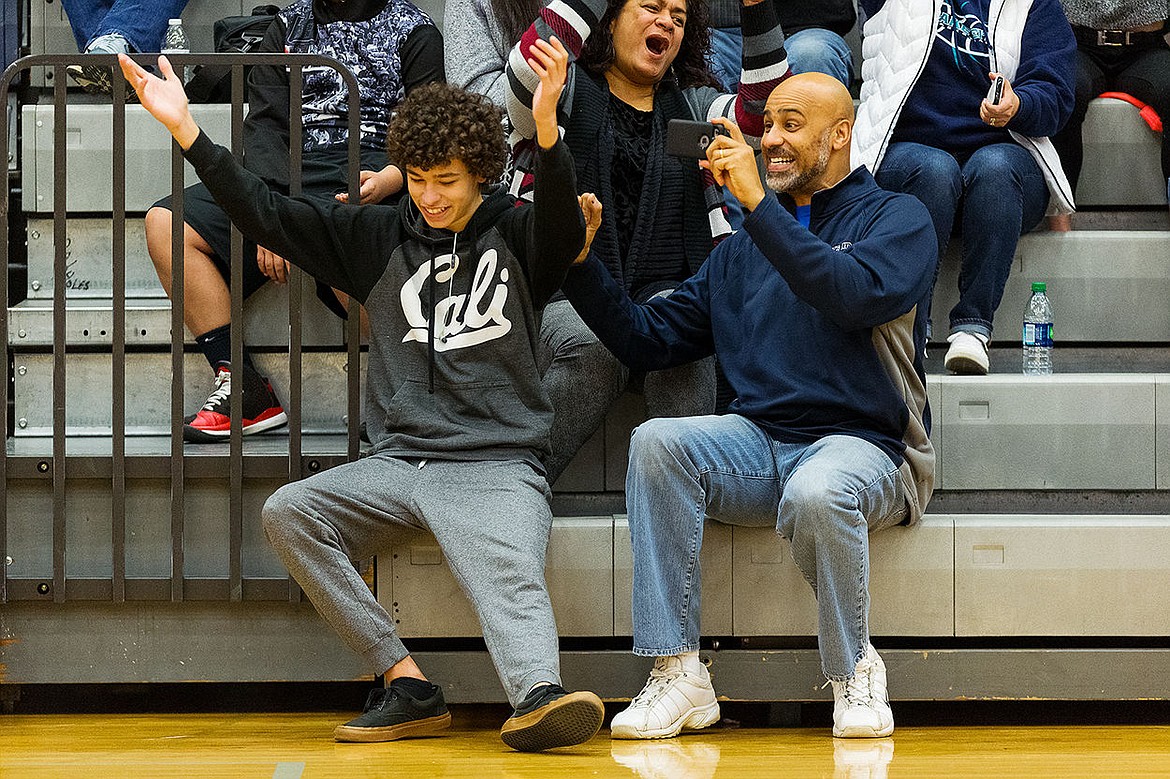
[67,33,137,99]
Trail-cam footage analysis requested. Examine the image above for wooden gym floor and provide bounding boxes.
[3,708,1170,778]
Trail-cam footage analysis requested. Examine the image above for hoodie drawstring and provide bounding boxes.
[427,232,460,394]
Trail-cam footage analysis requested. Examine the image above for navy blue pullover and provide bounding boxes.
[563,166,937,469]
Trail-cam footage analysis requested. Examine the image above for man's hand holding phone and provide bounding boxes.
[980,71,1020,128]
[701,116,767,212]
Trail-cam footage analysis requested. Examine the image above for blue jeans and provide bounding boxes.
[625,415,907,679]
[708,27,854,92]
[60,0,190,53]
[875,142,1049,339]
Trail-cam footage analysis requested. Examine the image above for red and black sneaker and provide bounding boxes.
[183,362,288,443]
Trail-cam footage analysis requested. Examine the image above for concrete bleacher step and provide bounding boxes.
[10,351,357,437]
[22,104,235,213]
[12,359,1170,494]
[1077,97,1167,208]
[8,284,345,349]
[377,514,1170,639]
[932,229,1170,343]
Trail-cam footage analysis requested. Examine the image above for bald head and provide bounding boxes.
[760,73,855,205]
[768,72,855,126]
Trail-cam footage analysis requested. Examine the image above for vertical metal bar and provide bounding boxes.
[170,135,186,603]
[228,64,244,602]
[0,65,12,605]
[287,63,304,604]
[51,66,67,602]
[345,79,361,461]
[111,64,127,602]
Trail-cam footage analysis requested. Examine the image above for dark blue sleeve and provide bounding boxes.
[857,0,885,19]
[560,255,716,372]
[1008,0,1076,137]
[742,192,936,330]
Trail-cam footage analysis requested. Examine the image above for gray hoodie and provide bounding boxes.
[184,132,585,470]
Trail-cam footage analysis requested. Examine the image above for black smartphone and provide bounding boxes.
[986,75,1004,105]
[666,119,728,159]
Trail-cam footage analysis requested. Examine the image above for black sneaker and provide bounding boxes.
[183,361,288,443]
[333,682,452,743]
[499,684,604,752]
[65,33,139,101]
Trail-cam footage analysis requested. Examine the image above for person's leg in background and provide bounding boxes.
[947,143,1049,372]
[1049,47,1106,231]
[783,27,853,87]
[62,0,190,94]
[145,187,286,442]
[61,0,190,53]
[539,299,629,485]
[874,142,962,348]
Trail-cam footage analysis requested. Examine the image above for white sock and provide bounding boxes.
[677,651,704,675]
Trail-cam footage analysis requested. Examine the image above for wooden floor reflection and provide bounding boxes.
[2,709,1169,778]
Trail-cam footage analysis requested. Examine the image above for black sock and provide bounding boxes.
[195,323,252,371]
[388,676,439,698]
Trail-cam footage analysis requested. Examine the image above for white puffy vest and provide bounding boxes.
[852,0,1075,214]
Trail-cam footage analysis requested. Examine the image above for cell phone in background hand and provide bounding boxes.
[666,119,728,158]
[986,75,1005,105]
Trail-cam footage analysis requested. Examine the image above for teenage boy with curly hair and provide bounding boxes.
[118,39,606,751]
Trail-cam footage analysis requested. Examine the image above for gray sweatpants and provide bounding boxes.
[261,454,561,707]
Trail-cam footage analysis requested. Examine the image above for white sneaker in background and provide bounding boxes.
[943,331,990,375]
[610,655,721,739]
[831,644,894,738]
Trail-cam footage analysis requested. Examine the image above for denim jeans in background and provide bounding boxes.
[875,141,1048,340]
[625,414,907,680]
[708,26,854,93]
[60,0,190,53]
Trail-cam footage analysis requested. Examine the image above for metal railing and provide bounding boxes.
[0,53,367,604]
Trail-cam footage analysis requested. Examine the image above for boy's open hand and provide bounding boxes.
[528,36,569,150]
[118,54,200,148]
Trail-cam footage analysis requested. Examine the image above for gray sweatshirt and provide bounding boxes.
[1060,0,1168,29]
[184,131,585,468]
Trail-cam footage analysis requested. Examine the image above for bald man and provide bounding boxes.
[562,74,938,740]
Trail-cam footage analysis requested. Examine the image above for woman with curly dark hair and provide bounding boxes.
[501,0,790,485]
[119,43,607,752]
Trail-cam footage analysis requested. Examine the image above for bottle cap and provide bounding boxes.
[168,18,183,24]
[1031,282,1046,292]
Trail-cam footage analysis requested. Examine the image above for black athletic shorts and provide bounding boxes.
[153,147,396,318]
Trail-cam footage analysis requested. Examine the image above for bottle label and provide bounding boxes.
[1023,322,1053,347]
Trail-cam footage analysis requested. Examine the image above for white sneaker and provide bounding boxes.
[943,332,989,375]
[831,644,894,738]
[610,656,721,739]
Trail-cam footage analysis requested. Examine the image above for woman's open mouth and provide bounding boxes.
[645,32,670,57]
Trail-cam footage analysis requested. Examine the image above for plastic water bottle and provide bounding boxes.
[1022,282,1053,375]
[161,18,190,82]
